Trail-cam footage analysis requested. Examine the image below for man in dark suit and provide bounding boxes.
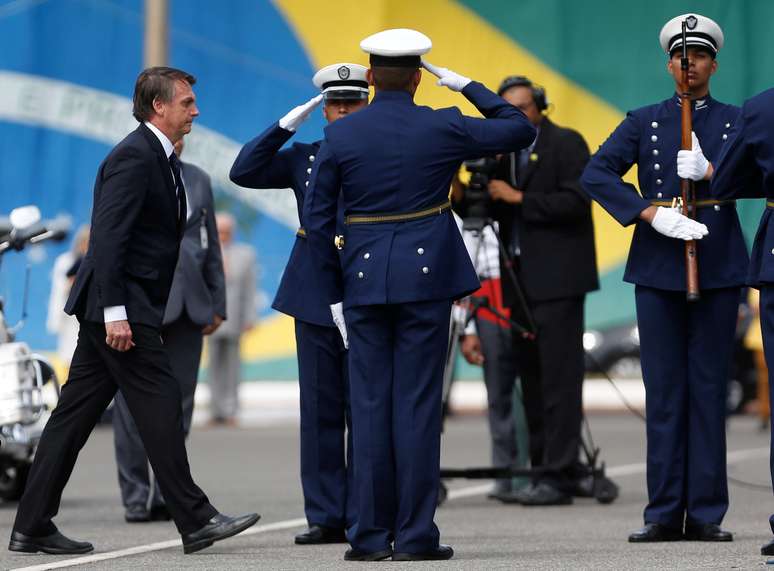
[9,67,258,556]
[303,29,535,561]
[475,76,599,505]
[112,136,226,523]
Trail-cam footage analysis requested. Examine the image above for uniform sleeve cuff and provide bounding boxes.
[104,305,128,323]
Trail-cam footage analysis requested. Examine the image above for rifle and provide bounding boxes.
[680,17,700,301]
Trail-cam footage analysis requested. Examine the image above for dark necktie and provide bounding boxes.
[169,152,187,229]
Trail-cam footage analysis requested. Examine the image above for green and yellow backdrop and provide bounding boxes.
[0,0,771,380]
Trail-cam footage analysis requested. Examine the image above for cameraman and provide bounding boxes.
[461,77,599,505]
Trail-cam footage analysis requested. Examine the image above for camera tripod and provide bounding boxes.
[438,216,619,506]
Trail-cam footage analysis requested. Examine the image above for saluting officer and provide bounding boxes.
[303,29,535,561]
[706,88,774,555]
[581,14,747,542]
[230,64,369,545]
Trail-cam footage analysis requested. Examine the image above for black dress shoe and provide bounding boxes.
[343,547,393,561]
[182,512,260,554]
[393,544,454,561]
[149,505,172,522]
[125,504,151,523]
[628,523,683,543]
[295,524,347,544]
[684,523,733,542]
[489,489,523,504]
[516,482,572,506]
[9,530,94,555]
[761,537,774,555]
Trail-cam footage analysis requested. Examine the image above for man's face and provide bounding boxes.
[501,86,542,126]
[322,97,368,123]
[154,79,199,142]
[217,222,233,246]
[667,47,717,92]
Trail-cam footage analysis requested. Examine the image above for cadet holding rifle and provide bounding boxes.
[581,14,747,542]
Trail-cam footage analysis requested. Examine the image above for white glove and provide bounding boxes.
[650,206,709,241]
[330,302,348,349]
[421,60,471,92]
[278,94,324,132]
[676,131,711,181]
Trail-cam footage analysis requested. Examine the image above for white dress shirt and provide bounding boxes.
[103,122,188,323]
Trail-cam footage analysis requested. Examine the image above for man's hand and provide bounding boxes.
[461,335,484,366]
[421,60,471,92]
[488,179,523,204]
[278,94,324,132]
[677,131,712,181]
[105,320,134,352]
[330,302,348,349]
[202,314,224,336]
[644,206,709,241]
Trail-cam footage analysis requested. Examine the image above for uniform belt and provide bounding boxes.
[345,200,451,225]
[649,199,736,208]
[296,227,306,238]
[767,201,774,209]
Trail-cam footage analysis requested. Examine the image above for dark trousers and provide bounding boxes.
[515,295,585,486]
[476,316,528,491]
[636,285,738,528]
[756,287,774,533]
[113,315,203,508]
[13,321,217,536]
[295,320,354,529]
[344,300,451,554]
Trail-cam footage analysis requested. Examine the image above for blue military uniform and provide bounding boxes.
[230,122,354,533]
[303,41,535,555]
[710,87,774,550]
[581,92,747,531]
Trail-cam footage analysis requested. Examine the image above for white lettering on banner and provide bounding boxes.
[0,70,298,230]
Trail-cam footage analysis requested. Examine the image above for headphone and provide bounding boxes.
[497,75,549,113]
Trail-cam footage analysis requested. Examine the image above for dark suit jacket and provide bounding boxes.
[163,162,226,327]
[492,118,599,305]
[65,123,184,327]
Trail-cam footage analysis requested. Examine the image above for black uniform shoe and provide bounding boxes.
[9,530,94,555]
[761,537,774,555]
[628,523,683,542]
[684,523,733,542]
[344,547,393,561]
[393,544,454,561]
[295,525,347,544]
[516,482,572,506]
[149,505,172,522]
[125,504,151,523]
[182,512,260,554]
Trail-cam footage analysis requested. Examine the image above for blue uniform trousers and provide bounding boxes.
[758,287,774,534]
[635,285,739,528]
[295,320,354,530]
[344,300,452,554]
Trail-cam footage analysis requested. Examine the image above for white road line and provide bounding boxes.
[10,447,769,571]
[10,518,307,571]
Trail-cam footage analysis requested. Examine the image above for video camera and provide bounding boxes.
[461,156,499,227]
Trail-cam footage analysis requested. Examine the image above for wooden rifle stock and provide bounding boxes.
[680,20,700,301]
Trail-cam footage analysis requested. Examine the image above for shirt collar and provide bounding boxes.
[674,93,713,111]
[144,121,175,158]
[372,90,415,104]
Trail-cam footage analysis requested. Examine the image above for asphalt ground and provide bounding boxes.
[0,413,773,570]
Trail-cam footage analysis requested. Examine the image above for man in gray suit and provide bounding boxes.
[112,138,226,522]
[207,213,256,426]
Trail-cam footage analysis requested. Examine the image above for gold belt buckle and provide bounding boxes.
[334,235,345,250]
